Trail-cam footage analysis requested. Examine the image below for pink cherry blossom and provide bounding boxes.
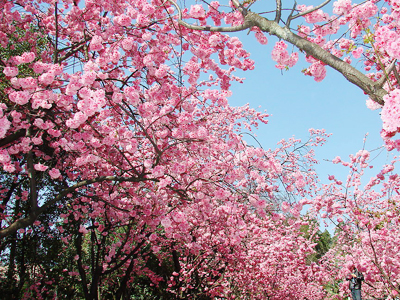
[3,1,400,298]
[190,5,205,19]
[381,89,400,133]
[3,163,15,173]
[308,61,327,82]
[152,166,165,178]
[0,149,11,164]
[271,41,298,69]
[0,117,11,139]
[366,98,382,110]
[8,91,30,105]
[352,47,364,59]
[89,35,103,51]
[38,72,55,85]
[49,168,61,179]
[254,30,268,45]
[66,111,88,129]
[14,52,35,64]
[333,0,352,15]
[3,66,18,77]
[298,5,328,23]
[34,163,48,171]
[281,201,290,213]
[114,14,131,27]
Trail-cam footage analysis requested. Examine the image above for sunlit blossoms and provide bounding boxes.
[2,0,400,299]
[271,41,299,69]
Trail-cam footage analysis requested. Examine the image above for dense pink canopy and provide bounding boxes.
[1,0,400,299]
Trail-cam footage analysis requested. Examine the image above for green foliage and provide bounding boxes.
[315,229,332,260]
[300,220,333,263]
[0,23,47,103]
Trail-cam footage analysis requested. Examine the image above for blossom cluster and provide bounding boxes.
[271,41,299,70]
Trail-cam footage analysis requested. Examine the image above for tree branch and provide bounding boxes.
[169,0,387,104]
[54,2,59,64]
[275,0,282,23]
[0,129,26,147]
[393,65,400,87]
[75,232,90,299]
[285,1,297,29]
[247,12,386,104]
[26,128,38,211]
[0,175,156,239]
[289,0,331,21]
[173,2,386,104]
[375,59,397,89]
[102,237,147,276]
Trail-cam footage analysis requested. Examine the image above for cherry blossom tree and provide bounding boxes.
[4,0,400,299]
[0,0,332,299]
[168,2,400,296]
[310,149,400,299]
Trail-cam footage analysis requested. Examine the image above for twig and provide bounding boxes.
[376,59,397,89]
[288,0,331,22]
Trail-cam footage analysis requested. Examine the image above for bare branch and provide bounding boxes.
[394,66,400,86]
[285,1,297,28]
[289,0,331,22]
[376,59,397,88]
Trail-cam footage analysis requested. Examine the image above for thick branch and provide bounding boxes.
[246,12,386,104]
[76,233,90,299]
[394,66,400,85]
[1,181,20,217]
[172,2,387,104]
[26,128,38,211]
[0,129,26,147]
[54,2,59,64]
